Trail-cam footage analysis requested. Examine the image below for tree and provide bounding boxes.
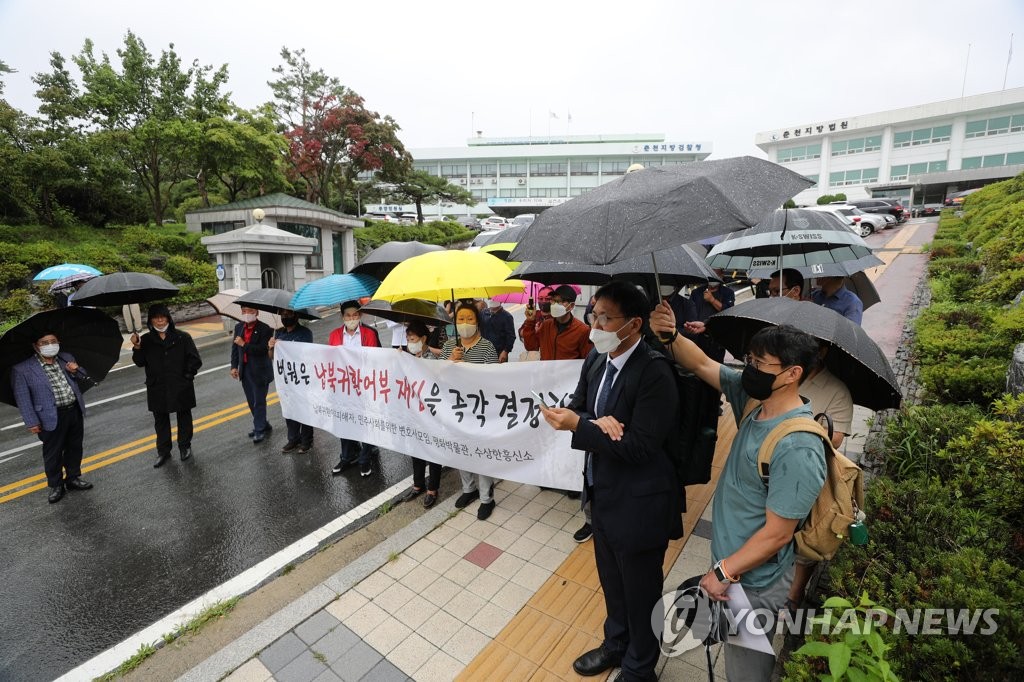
[386,170,475,224]
[203,105,290,203]
[268,47,410,209]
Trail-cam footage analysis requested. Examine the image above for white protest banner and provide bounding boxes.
[273,342,585,490]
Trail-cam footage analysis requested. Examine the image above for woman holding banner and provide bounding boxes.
[401,322,444,509]
[439,304,499,519]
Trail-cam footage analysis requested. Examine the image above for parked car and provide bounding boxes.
[363,212,395,223]
[399,213,420,225]
[456,216,482,230]
[511,213,536,227]
[480,216,510,229]
[912,204,944,218]
[468,230,500,249]
[848,198,907,223]
[805,205,879,237]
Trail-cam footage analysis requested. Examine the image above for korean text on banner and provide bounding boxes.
[273,342,585,490]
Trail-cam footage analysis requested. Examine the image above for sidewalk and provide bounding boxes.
[161,399,872,682]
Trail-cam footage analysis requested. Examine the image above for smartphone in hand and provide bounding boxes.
[531,390,551,409]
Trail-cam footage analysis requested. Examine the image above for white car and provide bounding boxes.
[480,216,510,229]
[806,205,882,237]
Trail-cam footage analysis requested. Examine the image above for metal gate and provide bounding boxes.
[261,267,280,289]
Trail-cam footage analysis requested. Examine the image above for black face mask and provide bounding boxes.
[741,363,785,401]
[280,315,298,327]
[539,302,552,314]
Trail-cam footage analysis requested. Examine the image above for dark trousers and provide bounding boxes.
[38,404,84,488]
[285,418,313,447]
[153,410,193,454]
[338,438,372,466]
[240,371,270,434]
[593,519,667,680]
[412,457,441,491]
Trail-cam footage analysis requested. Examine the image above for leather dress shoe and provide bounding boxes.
[48,485,65,504]
[154,452,171,468]
[65,477,93,491]
[247,425,272,438]
[180,446,193,461]
[252,432,266,444]
[572,646,622,676]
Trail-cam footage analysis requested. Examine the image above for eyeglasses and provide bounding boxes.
[767,286,793,297]
[743,354,784,371]
[590,313,625,327]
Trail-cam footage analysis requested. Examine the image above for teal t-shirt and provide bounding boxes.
[712,365,827,590]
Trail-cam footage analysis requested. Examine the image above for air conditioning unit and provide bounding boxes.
[490,178,497,184]
[517,178,526,185]
[471,178,481,184]
[458,178,466,184]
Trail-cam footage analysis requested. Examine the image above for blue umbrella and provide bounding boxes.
[290,273,380,309]
[33,263,102,281]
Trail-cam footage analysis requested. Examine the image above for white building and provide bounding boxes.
[755,87,1024,207]
[365,133,712,218]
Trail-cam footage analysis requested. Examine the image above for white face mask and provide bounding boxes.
[241,313,257,324]
[549,303,569,318]
[485,299,499,309]
[344,319,360,332]
[589,320,632,354]
[38,343,60,358]
[407,340,423,355]
[659,285,676,297]
[154,324,169,333]
[456,323,477,338]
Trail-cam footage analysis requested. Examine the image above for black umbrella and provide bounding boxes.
[351,241,446,280]
[72,272,179,307]
[234,288,319,320]
[0,307,122,406]
[508,244,721,287]
[706,208,883,275]
[705,297,901,411]
[477,224,530,247]
[359,299,452,326]
[508,156,813,265]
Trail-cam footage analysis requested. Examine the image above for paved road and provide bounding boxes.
[0,220,934,681]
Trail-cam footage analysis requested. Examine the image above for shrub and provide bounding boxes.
[881,404,983,480]
[918,357,1009,407]
[0,289,33,322]
[0,262,31,289]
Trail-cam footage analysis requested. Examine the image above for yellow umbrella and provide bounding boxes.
[374,250,524,302]
[480,242,519,269]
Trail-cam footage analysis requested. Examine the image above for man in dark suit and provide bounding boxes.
[541,281,682,682]
[230,305,274,443]
[11,330,95,503]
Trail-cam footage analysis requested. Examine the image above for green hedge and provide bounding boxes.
[353,220,476,259]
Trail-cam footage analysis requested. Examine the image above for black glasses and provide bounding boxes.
[743,354,784,371]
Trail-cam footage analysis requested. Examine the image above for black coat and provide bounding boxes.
[230,320,274,384]
[132,324,203,413]
[569,341,684,552]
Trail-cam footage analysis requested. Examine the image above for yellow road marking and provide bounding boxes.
[864,224,921,283]
[0,394,279,504]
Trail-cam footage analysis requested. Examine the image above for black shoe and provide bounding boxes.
[64,477,93,491]
[154,452,171,468]
[252,432,266,444]
[422,492,438,509]
[48,485,65,504]
[454,489,480,509]
[403,487,424,502]
[573,523,593,543]
[565,490,581,500]
[180,446,192,461]
[298,443,312,453]
[248,431,254,438]
[281,441,300,453]
[360,464,372,477]
[572,646,622,677]
[247,425,271,438]
[332,460,356,476]
[477,500,495,520]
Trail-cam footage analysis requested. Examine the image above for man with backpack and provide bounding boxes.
[650,305,827,681]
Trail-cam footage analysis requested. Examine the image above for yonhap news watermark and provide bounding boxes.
[653,588,1001,657]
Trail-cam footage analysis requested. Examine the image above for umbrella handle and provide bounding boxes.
[650,254,674,344]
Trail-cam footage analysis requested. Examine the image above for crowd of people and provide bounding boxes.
[12,270,868,682]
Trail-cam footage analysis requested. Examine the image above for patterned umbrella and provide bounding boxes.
[48,272,97,293]
[33,263,102,281]
[290,274,380,309]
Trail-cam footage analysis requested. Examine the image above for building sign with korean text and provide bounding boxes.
[631,143,702,153]
[770,121,851,141]
[274,343,584,489]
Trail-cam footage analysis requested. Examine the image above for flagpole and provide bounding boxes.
[961,43,971,98]
[1004,33,1014,90]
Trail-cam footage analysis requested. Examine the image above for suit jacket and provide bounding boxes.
[569,341,683,552]
[11,352,88,431]
[132,324,203,413]
[230,320,274,384]
[327,324,381,348]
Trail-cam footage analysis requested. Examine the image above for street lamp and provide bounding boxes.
[252,208,265,223]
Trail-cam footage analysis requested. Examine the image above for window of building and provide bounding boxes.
[961,156,983,169]
[602,160,629,175]
[961,152,1024,169]
[203,220,246,235]
[499,162,527,177]
[529,162,567,176]
[829,168,878,187]
[893,125,951,148]
[413,163,438,176]
[500,188,527,198]
[831,135,882,156]
[278,222,323,270]
[571,160,599,175]
[470,189,497,199]
[964,114,1024,139]
[470,163,496,177]
[529,187,567,198]
[777,144,822,163]
[1007,151,1024,165]
[570,187,592,196]
[640,156,663,166]
[440,164,466,178]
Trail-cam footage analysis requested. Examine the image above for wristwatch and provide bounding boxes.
[713,560,739,584]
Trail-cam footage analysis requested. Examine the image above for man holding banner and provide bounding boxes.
[329,301,381,477]
[540,281,683,682]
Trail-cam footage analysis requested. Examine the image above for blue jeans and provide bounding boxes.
[241,372,270,435]
[339,438,372,466]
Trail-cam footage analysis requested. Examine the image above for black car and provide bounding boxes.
[849,198,907,223]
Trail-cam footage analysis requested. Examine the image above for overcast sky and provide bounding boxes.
[2,0,1022,158]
